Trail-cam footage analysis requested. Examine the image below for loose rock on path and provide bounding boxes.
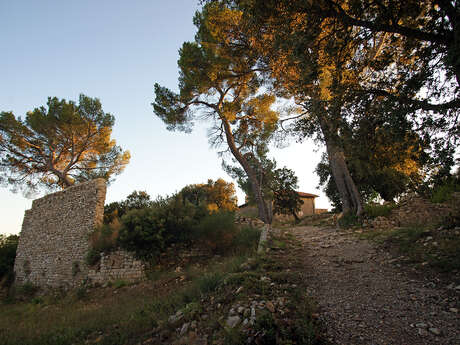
[289,226,459,345]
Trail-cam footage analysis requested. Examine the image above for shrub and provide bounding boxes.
[86,222,119,265]
[16,282,39,297]
[72,261,81,276]
[113,279,128,289]
[196,272,223,293]
[253,311,277,344]
[155,194,208,244]
[337,212,359,229]
[104,190,153,224]
[118,208,166,260]
[0,234,19,285]
[76,286,88,300]
[102,192,210,261]
[364,203,396,218]
[231,226,261,254]
[431,180,460,203]
[194,211,238,253]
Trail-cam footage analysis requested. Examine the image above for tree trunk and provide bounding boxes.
[291,210,300,223]
[257,223,271,253]
[318,114,363,217]
[437,0,460,87]
[221,118,272,224]
[55,171,73,189]
[326,143,363,216]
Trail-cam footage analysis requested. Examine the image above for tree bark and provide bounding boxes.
[318,115,363,217]
[58,173,73,189]
[257,223,271,253]
[326,143,363,216]
[440,0,460,87]
[221,117,272,224]
[291,210,300,223]
[48,161,73,189]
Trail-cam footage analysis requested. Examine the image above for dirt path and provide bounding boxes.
[288,226,459,345]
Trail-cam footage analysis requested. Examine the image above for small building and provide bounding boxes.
[296,192,319,216]
[238,191,324,219]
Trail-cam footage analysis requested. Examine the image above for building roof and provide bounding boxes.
[238,192,318,208]
[297,191,319,198]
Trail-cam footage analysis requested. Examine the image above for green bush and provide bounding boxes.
[113,279,128,289]
[0,234,19,285]
[193,212,260,254]
[103,193,209,261]
[15,282,39,297]
[86,224,118,266]
[364,203,396,218]
[194,211,238,253]
[103,192,243,261]
[253,311,277,344]
[104,190,153,224]
[155,195,208,244]
[76,285,88,300]
[232,226,261,254]
[337,212,359,229]
[196,272,223,293]
[118,208,166,260]
[431,181,460,203]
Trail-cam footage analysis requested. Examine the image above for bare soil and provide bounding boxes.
[288,225,460,345]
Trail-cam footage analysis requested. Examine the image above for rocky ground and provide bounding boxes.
[290,225,460,345]
[4,221,459,345]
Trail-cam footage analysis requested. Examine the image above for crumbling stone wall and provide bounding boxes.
[14,179,106,288]
[14,179,145,289]
[363,194,459,230]
[88,250,145,284]
[392,196,454,227]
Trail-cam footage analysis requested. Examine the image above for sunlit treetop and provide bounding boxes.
[153,2,281,223]
[0,94,130,196]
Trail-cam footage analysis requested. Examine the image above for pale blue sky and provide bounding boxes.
[0,0,329,235]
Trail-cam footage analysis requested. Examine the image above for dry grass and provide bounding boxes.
[0,281,164,345]
[0,229,324,345]
[0,227,261,345]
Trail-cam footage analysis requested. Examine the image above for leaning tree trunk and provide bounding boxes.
[221,117,272,252]
[221,118,272,224]
[319,115,363,217]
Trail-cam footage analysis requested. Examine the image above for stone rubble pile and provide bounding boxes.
[235,216,265,228]
[364,194,459,230]
[392,196,453,227]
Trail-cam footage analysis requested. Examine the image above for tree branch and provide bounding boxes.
[324,0,452,45]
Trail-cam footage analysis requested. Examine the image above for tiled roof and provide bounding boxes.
[297,191,319,198]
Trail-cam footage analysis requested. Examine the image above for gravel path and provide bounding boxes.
[290,226,460,345]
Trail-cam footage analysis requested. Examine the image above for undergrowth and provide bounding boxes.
[364,203,396,218]
[360,226,460,272]
[337,212,359,229]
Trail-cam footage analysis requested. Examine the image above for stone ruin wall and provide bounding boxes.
[14,179,145,289]
[88,250,145,284]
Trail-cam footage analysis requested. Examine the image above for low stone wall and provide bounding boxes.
[235,216,265,228]
[88,250,145,284]
[315,208,329,214]
[364,216,398,229]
